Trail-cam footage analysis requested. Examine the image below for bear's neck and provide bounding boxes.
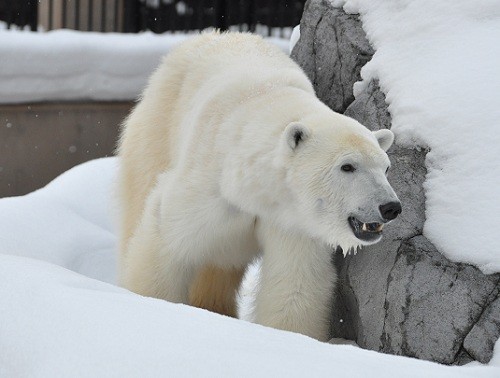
[219,88,327,222]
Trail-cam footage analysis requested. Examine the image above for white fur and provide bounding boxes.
[118,32,398,341]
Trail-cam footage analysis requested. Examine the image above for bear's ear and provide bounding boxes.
[373,129,394,152]
[284,122,311,150]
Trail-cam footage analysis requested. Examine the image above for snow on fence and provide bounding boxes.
[0,28,289,104]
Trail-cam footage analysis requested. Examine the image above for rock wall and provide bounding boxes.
[291,0,500,364]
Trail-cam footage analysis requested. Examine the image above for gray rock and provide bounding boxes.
[345,81,427,241]
[344,80,392,131]
[381,236,499,364]
[294,0,500,364]
[291,0,373,113]
[464,294,500,363]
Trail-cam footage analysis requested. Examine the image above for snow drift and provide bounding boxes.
[0,158,498,376]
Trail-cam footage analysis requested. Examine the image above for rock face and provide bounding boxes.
[292,0,373,113]
[292,0,500,365]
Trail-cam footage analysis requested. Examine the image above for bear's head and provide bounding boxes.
[277,114,401,252]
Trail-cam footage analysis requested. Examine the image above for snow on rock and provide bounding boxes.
[0,29,289,104]
[335,0,500,274]
[292,0,500,365]
[0,157,498,376]
[289,25,300,54]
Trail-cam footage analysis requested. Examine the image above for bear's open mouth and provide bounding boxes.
[348,217,384,242]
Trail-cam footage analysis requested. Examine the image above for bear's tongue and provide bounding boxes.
[362,222,384,233]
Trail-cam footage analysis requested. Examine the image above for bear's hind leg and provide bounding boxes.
[189,265,246,317]
[121,179,196,304]
[254,220,337,341]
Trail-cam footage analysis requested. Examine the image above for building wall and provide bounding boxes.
[0,101,132,198]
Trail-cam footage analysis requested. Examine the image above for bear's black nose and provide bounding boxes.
[379,201,402,221]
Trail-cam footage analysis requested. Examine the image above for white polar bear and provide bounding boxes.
[118,32,401,341]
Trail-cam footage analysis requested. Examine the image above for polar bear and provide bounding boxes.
[118,32,401,341]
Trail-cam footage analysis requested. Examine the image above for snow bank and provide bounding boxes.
[335,0,500,273]
[0,157,118,283]
[0,158,499,376]
[0,29,289,104]
[1,252,497,377]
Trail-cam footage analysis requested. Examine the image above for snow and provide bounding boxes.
[333,0,500,273]
[2,4,500,370]
[0,28,289,104]
[289,25,300,54]
[0,158,498,376]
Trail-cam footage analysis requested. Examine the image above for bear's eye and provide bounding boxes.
[341,164,355,173]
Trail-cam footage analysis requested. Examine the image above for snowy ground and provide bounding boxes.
[0,158,499,377]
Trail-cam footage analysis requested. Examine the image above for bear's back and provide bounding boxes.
[174,32,297,78]
[117,32,314,266]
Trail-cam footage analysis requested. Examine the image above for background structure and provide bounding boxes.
[0,0,305,36]
[0,1,305,198]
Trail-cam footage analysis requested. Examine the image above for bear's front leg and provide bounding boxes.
[254,220,336,341]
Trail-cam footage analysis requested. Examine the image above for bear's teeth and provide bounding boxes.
[361,223,385,233]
